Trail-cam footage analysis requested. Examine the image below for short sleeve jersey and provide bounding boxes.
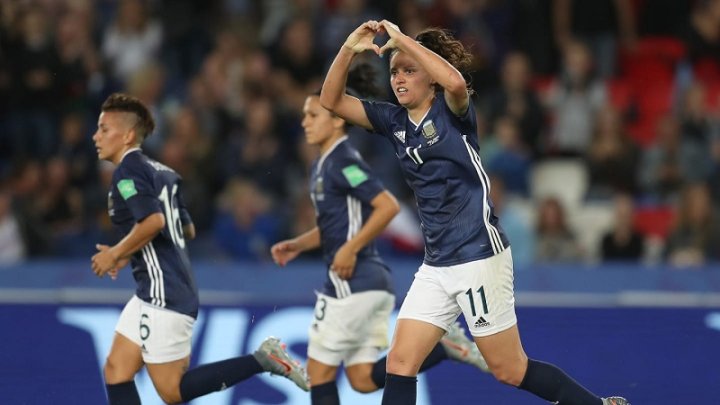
[108,149,199,318]
[362,95,509,266]
[309,136,394,298]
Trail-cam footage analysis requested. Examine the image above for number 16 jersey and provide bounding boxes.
[108,149,199,318]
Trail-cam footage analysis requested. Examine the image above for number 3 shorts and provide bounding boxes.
[308,290,395,367]
[398,248,517,337]
[115,295,195,364]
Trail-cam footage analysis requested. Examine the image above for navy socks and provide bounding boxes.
[518,359,603,405]
[180,355,264,401]
[106,381,141,405]
[381,373,417,405]
[311,381,340,405]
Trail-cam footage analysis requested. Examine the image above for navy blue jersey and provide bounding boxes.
[309,136,394,298]
[362,95,509,266]
[109,149,199,317]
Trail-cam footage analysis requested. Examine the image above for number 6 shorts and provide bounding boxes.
[398,248,517,337]
[115,295,195,364]
[308,290,395,367]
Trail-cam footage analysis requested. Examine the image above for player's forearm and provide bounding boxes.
[320,47,355,111]
[396,34,467,97]
[110,212,165,260]
[293,227,321,252]
[345,192,400,254]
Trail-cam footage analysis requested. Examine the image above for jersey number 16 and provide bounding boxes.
[159,184,185,249]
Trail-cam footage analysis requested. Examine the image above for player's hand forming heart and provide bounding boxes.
[377,20,403,55]
[343,20,381,55]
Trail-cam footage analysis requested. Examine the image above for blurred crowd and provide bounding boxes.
[1,0,719,269]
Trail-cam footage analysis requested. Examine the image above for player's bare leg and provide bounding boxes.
[472,325,527,385]
[104,333,144,404]
[146,357,189,404]
[386,319,446,376]
[344,362,376,393]
[381,319,446,405]
[307,358,341,405]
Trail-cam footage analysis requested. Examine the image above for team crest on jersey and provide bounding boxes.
[422,120,437,139]
[314,177,324,201]
[393,130,406,143]
[422,120,439,145]
[107,191,114,216]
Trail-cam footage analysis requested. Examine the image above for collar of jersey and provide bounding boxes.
[316,135,348,174]
[408,105,432,130]
[119,147,142,163]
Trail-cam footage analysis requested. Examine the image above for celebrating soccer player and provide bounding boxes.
[320,20,630,405]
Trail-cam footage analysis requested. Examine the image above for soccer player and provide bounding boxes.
[271,67,488,405]
[91,93,308,405]
[320,20,630,405]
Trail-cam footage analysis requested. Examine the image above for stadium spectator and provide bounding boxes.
[212,179,282,261]
[269,17,325,111]
[484,51,545,157]
[600,193,645,263]
[682,0,720,63]
[7,3,62,159]
[101,0,162,84]
[637,114,685,203]
[534,196,584,263]
[488,175,535,268]
[586,105,640,199]
[484,116,532,197]
[665,182,720,267]
[0,190,27,264]
[544,40,607,155]
[552,0,636,78]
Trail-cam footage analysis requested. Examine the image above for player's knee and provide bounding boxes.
[489,362,525,387]
[348,374,377,393]
[385,350,420,375]
[104,356,130,384]
[155,385,183,404]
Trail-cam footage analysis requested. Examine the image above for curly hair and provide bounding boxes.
[414,28,474,92]
[101,93,156,140]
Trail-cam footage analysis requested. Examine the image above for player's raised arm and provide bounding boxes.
[320,21,379,130]
[378,20,470,115]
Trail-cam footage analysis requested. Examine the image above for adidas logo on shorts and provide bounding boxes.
[474,316,490,328]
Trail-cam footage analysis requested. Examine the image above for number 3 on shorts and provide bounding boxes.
[314,297,327,321]
[465,286,489,317]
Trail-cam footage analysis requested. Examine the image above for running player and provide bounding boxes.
[319,20,630,405]
[91,93,308,405]
[271,66,488,405]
